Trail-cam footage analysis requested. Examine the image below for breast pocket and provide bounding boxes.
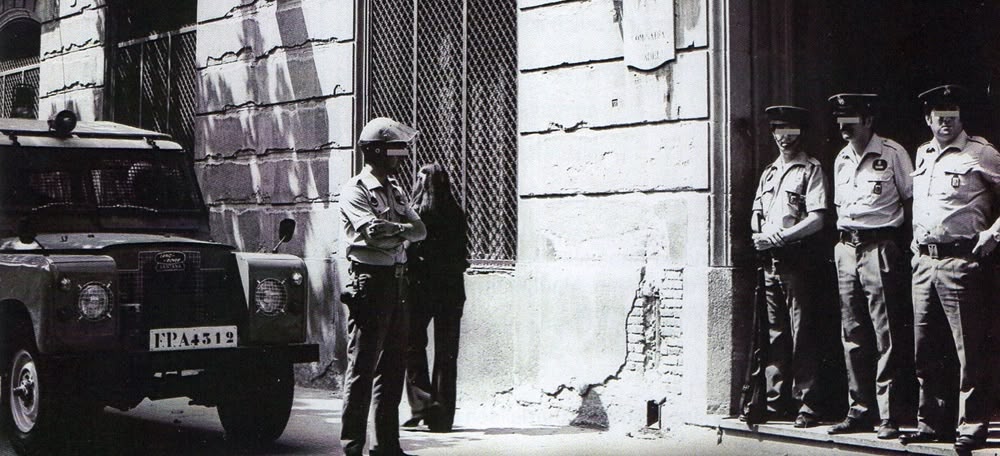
[863,171,893,204]
[934,165,975,196]
[782,190,806,227]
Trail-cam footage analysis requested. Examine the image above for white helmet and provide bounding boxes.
[359,117,418,144]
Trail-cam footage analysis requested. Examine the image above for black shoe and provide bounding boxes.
[794,413,818,428]
[876,420,899,439]
[954,435,983,452]
[899,431,954,445]
[427,422,453,433]
[343,441,365,456]
[827,418,872,435]
[401,416,423,428]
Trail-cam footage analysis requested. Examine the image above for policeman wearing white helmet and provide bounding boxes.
[339,117,427,456]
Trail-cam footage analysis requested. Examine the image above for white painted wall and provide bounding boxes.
[40,0,726,431]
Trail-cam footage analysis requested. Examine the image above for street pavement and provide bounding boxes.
[0,387,906,455]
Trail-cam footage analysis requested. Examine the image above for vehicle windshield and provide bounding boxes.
[0,147,208,235]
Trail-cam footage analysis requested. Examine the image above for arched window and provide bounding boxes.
[0,4,41,119]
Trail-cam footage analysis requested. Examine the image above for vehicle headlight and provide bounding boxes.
[254,278,288,316]
[78,283,112,321]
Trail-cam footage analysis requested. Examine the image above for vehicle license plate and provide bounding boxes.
[149,326,238,351]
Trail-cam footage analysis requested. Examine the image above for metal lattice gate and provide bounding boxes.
[367,0,518,267]
[0,56,39,118]
[110,27,197,153]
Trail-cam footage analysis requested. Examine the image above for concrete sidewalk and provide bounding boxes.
[293,388,865,456]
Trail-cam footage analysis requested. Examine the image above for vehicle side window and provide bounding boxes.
[28,171,72,206]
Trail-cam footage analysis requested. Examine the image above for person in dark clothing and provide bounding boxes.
[401,163,469,433]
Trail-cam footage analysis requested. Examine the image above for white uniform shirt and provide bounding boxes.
[834,134,914,230]
[752,152,828,233]
[340,168,421,265]
[911,131,1000,244]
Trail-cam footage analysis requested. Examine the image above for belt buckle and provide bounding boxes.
[928,244,939,259]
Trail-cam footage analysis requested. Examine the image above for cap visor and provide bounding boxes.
[387,124,419,142]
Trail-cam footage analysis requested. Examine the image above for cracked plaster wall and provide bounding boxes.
[42,0,730,427]
[451,0,718,432]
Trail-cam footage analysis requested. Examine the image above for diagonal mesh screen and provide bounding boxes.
[367,0,518,266]
[466,0,518,264]
[169,32,197,152]
[369,0,417,190]
[0,56,39,118]
[111,29,197,154]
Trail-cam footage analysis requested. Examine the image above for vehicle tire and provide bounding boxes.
[217,361,294,445]
[4,346,62,456]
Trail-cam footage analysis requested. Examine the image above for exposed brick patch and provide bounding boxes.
[624,266,684,414]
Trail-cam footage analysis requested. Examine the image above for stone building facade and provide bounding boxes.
[13,0,998,438]
[0,0,767,433]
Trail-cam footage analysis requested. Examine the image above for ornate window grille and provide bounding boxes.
[0,56,38,118]
[365,0,518,268]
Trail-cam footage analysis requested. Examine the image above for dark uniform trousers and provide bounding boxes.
[341,263,410,455]
[912,252,989,439]
[763,246,820,416]
[834,238,909,422]
[405,272,464,430]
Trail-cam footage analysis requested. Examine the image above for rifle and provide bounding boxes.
[740,218,769,424]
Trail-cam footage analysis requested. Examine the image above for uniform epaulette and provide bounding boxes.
[918,141,933,152]
[882,139,900,151]
[806,156,821,166]
[968,136,994,147]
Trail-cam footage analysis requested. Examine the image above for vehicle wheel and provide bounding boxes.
[5,347,61,456]
[217,362,294,445]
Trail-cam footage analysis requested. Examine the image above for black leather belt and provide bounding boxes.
[839,228,898,246]
[917,239,976,259]
[350,262,407,277]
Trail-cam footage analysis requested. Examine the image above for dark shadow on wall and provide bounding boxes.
[570,389,609,430]
[196,1,344,389]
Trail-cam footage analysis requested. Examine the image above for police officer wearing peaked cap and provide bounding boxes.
[750,105,827,427]
[898,85,1000,452]
[824,93,913,440]
[339,117,427,456]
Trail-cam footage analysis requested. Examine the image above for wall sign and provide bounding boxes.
[622,0,676,71]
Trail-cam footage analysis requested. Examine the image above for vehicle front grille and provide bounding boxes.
[117,250,229,330]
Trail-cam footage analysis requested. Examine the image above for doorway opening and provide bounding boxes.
[738,0,1000,425]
